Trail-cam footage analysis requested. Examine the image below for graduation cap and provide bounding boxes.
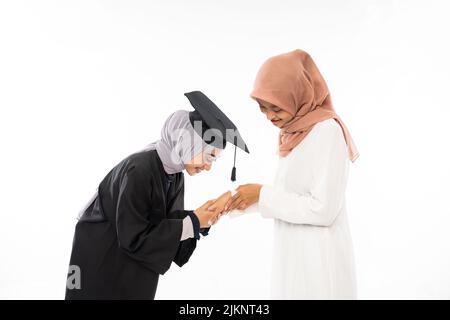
[184,91,249,182]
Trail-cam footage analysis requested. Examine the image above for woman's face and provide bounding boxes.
[184,148,221,176]
[258,99,294,129]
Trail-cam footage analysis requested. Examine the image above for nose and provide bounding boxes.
[266,110,276,121]
[204,163,212,171]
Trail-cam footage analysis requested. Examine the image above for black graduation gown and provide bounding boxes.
[65,150,197,300]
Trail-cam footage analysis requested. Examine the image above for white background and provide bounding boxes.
[1,0,450,299]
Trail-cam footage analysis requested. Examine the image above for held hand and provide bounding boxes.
[194,200,221,228]
[205,191,232,225]
[225,184,262,212]
[207,191,232,215]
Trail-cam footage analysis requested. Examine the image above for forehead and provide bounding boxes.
[257,98,280,110]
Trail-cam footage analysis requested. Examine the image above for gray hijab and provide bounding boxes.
[78,110,212,219]
[140,109,212,174]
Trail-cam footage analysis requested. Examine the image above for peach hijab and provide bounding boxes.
[251,49,359,162]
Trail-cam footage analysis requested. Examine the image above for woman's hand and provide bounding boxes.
[194,200,220,228]
[207,191,232,224]
[225,184,262,212]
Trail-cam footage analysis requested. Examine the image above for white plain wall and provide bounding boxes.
[1,0,449,299]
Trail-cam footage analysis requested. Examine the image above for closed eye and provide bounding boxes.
[206,153,217,162]
[259,104,281,113]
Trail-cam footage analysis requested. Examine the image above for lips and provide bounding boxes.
[271,119,280,124]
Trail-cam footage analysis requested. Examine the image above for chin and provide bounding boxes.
[270,120,284,128]
[273,122,283,128]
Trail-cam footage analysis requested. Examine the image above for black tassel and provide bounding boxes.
[231,144,237,182]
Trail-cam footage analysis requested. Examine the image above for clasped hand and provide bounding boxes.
[195,184,262,228]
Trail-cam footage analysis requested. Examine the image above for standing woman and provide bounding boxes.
[226,50,359,299]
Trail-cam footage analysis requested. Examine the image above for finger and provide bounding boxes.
[228,193,241,205]
[238,202,247,210]
[208,204,222,214]
[224,198,233,212]
[209,210,221,218]
[207,208,220,219]
[234,199,246,211]
[210,212,221,225]
[225,194,238,211]
[202,200,215,209]
[231,193,240,200]
[212,214,221,225]
[228,195,243,211]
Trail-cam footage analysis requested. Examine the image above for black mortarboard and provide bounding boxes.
[184,91,249,182]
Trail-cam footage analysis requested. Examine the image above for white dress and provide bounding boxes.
[258,119,357,299]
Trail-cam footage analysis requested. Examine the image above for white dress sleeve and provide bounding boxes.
[258,122,349,227]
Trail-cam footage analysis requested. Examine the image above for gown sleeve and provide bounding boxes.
[165,176,199,267]
[115,165,183,275]
[258,122,349,227]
